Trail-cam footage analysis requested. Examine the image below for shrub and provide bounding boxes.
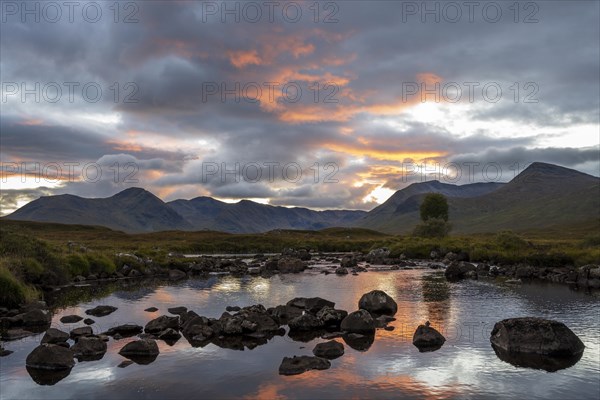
[0,266,38,308]
[413,218,452,238]
[87,254,116,275]
[21,258,44,283]
[494,231,528,250]
[66,254,90,277]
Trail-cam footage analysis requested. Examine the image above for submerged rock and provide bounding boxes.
[412,322,446,352]
[85,305,118,317]
[342,333,375,351]
[340,310,375,334]
[312,340,345,359]
[358,290,397,316]
[490,317,585,357]
[278,355,331,375]
[60,315,83,324]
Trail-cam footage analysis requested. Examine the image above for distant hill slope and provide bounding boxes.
[358,162,600,234]
[167,197,366,233]
[5,188,193,233]
[6,188,366,234]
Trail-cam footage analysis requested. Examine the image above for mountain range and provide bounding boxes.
[4,162,599,234]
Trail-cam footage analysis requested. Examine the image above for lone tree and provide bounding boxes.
[420,193,449,222]
[413,193,451,238]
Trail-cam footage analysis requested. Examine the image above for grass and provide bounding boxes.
[0,219,598,308]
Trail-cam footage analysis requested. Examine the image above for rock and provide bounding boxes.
[41,328,70,344]
[312,340,345,359]
[26,344,75,370]
[167,306,187,316]
[226,306,241,312]
[366,247,390,264]
[384,326,395,331]
[278,356,331,375]
[60,315,83,324]
[144,307,159,312]
[117,360,134,368]
[158,328,181,341]
[358,290,398,316]
[22,309,51,326]
[168,269,187,280]
[288,313,324,331]
[277,257,305,273]
[2,328,35,341]
[340,256,357,269]
[71,337,107,361]
[490,317,585,357]
[145,316,180,334]
[70,326,93,339]
[105,324,143,337]
[515,265,535,279]
[316,307,348,328]
[85,305,118,317]
[118,339,160,357]
[335,267,348,275]
[412,322,446,351]
[286,297,335,314]
[268,305,303,324]
[340,310,375,334]
[444,261,477,281]
[83,318,95,325]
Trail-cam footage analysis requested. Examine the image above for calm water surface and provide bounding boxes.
[1,269,599,399]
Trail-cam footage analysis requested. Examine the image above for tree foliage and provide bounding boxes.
[420,193,449,222]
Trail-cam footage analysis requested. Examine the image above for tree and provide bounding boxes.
[420,193,449,222]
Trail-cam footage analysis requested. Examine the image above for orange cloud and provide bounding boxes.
[228,50,262,68]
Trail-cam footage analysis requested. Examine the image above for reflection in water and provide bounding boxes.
[26,367,72,386]
[1,270,598,399]
[492,345,584,372]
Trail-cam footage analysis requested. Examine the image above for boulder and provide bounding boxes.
[358,290,397,316]
[444,261,477,281]
[83,318,95,325]
[340,310,375,334]
[286,297,335,314]
[41,328,69,344]
[167,306,187,316]
[341,256,357,269]
[412,322,446,352]
[85,305,118,317]
[145,316,179,334]
[71,337,107,360]
[335,267,348,275]
[278,355,331,375]
[312,340,344,359]
[22,309,51,326]
[26,344,75,370]
[268,305,303,324]
[70,326,93,339]
[316,307,348,328]
[158,328,181,341]
[490,317,585,357]
[277,257,305,273]
[60,315,83,324]
[288,313,324,331]
[118,339,160,357]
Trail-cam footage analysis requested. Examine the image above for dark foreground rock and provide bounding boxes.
[85,305,117,317]
[60,315,83,324]
[340,310,375,334]
[105,324,143,337]
[286,297,335,314]
[358,290,397,316]
[288,313,324,331]
[316,307,348,328]
[26,344,74,370]
[22,309,52,327]
[313,340,345,359]
[145,316,180,334]
[278,355,331,375]
[71,337,107,361]
[490,317,585,357]
[70,326,93,339]
[412,322,446,352]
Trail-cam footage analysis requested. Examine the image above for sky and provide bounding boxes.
[1,0,599,215]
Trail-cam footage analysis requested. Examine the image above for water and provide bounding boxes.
[1,269,599,399]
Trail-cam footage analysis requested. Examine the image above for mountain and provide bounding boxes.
[167,198,367,233]
[4,188,193,233]
[5,188,366,234]
[356,180,505,232]
[358,162,600,234]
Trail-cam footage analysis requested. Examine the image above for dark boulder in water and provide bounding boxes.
[278,355,331,375]
[412,321,446,352]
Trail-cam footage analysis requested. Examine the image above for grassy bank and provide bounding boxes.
[1,220,598,307]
